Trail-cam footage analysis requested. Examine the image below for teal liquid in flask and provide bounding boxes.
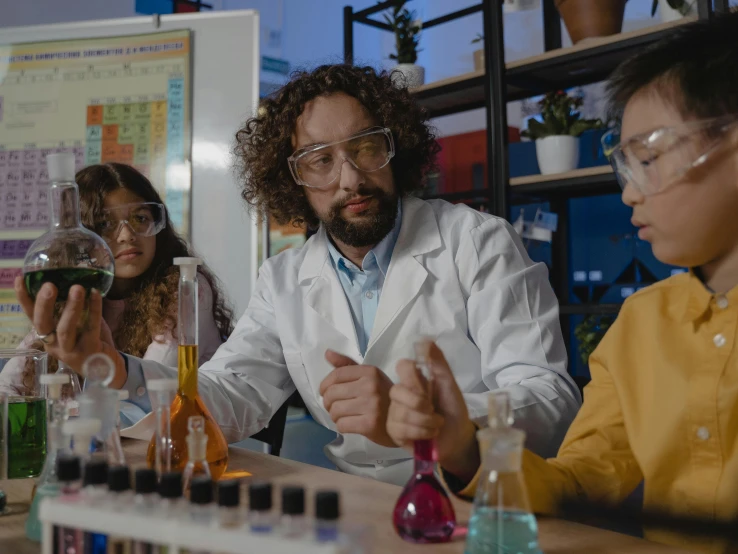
[465,391,542,554]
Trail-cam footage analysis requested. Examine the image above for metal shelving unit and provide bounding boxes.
[343,0,728,360]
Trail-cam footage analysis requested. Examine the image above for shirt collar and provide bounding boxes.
[327,199,403,277]
[681,269,738,323]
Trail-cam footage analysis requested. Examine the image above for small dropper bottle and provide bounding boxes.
[183,415,211,495]
[83,460,109,554]
[133,468,159,513]
[248,482,275,533]
[280,486,306,538]
[56,455,84,554]
[315,491,340,543]
[217,480,241,529]
[159,472,185,520]
[189,477,215,525]
[107,465,133,508]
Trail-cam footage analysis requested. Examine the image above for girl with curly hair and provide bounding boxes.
[0,163,234,395]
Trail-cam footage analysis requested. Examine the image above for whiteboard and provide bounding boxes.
[0,11,261,317]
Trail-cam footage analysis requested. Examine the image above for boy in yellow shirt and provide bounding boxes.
[386,11,738,553]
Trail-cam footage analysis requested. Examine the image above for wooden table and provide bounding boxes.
[0,439,692,554]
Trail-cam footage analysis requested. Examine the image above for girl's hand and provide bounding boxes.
[14,277,127,388]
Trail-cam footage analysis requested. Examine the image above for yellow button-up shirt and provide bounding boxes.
[459,272,738,552]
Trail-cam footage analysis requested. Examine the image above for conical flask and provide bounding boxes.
[22,153,114,412]
[146,258,228,479]
[392,339,456,543]
[465,391,541,554]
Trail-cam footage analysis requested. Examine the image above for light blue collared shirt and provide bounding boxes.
[327,202,402,355]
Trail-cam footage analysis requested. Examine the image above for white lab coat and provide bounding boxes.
[135,197,581,484]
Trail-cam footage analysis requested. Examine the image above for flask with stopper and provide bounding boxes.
[392,339,456,543]
[465,391,541,554]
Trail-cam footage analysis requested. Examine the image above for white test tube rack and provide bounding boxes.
[39,496,355,554]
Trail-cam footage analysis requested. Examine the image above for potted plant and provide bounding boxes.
[385,1,424,87]
[651,0,697,22]
[574,314,615,367]
[521,90,605,175]
[555,0,627,44]
[471,34,484,72]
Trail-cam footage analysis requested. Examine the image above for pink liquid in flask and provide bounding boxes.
[392,438,456,543]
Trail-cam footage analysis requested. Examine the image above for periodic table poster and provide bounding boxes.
[0,30,191,348]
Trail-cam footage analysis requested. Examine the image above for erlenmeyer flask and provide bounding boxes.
[26,372,70,541]
[392,340,456,543]
[146,258,228,479]
[465,391,541,554]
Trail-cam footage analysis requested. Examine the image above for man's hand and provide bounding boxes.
[15,277,127,389]
[320,350,396,448]
[387,342,480,483]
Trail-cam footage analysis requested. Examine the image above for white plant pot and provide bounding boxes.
[659,0,697,22]
[535,135,579,175]
[391,64,425,88]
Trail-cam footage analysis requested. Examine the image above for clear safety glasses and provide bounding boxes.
[288,126,395,189]
[94,202,167,242]
[602,115,738,196]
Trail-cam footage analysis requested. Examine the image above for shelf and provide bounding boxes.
[510,166,619,198]
[411,17,697,117]
[559,303,621,316]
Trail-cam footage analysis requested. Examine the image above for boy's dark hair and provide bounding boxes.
[233,64,439,228]
[608,10,738,120]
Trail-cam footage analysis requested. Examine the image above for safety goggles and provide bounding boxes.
[94,202,167,242]
[602,115,738,196]
[288,126,395,189]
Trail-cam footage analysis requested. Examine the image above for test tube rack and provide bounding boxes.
[39,496,357,554]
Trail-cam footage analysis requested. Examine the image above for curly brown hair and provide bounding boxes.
[73,163,234,358]
[234,64,440,228]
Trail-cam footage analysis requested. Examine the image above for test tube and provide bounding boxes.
[147,378,178,476]
[280,486,306,538]
[159,471,185,520]
[315,491,340,543]
[188,477,215,554]
[217,480,241,529]
[106,466,133,553]
[248,482,275,533]
[82,460,109,554]
[56,455,83,554]
[132,469,158,554]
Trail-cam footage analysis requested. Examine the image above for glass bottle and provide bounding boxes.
[217,480,241,529]
[22,153,115,403]
[77,354,124,466]
[25,372,70,541]
[182,416,211,495]
[147,378,178,476]
[56,454,84,554]
[248,482,275,533]
[146,258,228,479]
[280,486,307,539]
[465,391,541,554]
[315,490,340,543]
[392,340,456,543]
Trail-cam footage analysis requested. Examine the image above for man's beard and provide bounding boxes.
[320,186,398,248]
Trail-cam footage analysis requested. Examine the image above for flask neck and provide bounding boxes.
[178,344,199,398]
[49,182,81,230]
[413,439,436,475]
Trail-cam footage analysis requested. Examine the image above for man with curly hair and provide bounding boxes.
[17,64,580,484]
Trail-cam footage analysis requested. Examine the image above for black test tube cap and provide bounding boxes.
[135,468,158,495]
[315,490,340,521]
[190,477,214,505]
[281,486,305,516]
[83,460,109,487]
[218,480,240,508]
[248,482,272,512]
[159,472,183,499]
[56,455,81,482]
[108,466,131,493]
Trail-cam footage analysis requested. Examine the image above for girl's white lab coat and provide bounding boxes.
[132,197,581,484]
